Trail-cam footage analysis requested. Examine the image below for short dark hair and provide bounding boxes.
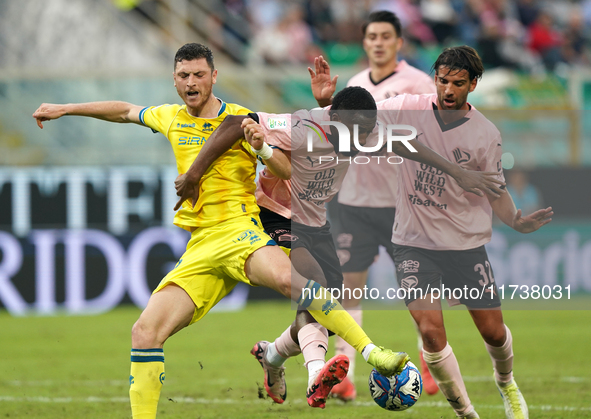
[431,46,484,81]
[331,86,377,128]
[332,86,377,112]
[174,43,215,71]
[362,10,402,38]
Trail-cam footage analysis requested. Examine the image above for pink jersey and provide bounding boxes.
[339,60,436,207]
[378,93,505,251]
[346,60,435,100]
[255,109,351,227]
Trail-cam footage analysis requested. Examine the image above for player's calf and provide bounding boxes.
[419,351,439,395]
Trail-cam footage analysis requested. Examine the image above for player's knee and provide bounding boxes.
[419,322,446,351]
[272,269,292,298]
[131,319,160,349]
[480,324,506,347]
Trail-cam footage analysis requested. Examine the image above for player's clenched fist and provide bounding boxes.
[33,103,67,129]
[241,117,266,151]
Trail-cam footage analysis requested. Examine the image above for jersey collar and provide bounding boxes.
[432,101,472,132]
[216,98,227,117]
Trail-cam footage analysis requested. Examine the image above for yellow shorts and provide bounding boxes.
[153,216,276,325]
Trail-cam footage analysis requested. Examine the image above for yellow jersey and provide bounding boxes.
[140,99,259,230]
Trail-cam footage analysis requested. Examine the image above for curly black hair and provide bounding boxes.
[332,86,376,112]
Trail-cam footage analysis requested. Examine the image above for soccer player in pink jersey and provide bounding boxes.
[314,45,553,419]
[174,87,406,408]
[175,85,505,408]
[311,10,439,400]
[246,90,379,408]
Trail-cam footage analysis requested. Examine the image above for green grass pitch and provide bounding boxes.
[1,301,591,418]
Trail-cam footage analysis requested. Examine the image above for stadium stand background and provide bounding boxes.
[0,0,590,313]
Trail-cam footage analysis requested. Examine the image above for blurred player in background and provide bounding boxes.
[311,10,439,400]
[175,85,505,408]
[32,43,412,419]
[314,45,553,419]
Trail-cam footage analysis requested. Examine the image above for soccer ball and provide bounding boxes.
[368,361,422,411]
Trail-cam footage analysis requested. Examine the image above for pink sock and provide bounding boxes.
[274,326,301,358]
[298,323,329,368]
[485,325,514,383]
[423,343,473,417]
[335,306,362,381]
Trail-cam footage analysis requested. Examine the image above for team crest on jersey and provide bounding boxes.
[401,275,419,290]
[268,117,288,129]
[452,148,471,164]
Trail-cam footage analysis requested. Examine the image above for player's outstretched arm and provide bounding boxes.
[242,118,291,180]
[489,191,553,233]
[308,55,338,108]
[174,114,246,210]
[33,101,144,129]
[392,138,506,197]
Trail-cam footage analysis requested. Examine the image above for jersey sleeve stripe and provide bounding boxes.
[139,107,149,125]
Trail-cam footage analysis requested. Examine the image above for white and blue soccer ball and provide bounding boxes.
[368,361,422,411]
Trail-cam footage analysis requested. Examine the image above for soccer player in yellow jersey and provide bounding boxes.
[33,43,411,418]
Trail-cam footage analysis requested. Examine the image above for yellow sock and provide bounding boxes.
[129,348,165,419]
[298,280,372,353]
